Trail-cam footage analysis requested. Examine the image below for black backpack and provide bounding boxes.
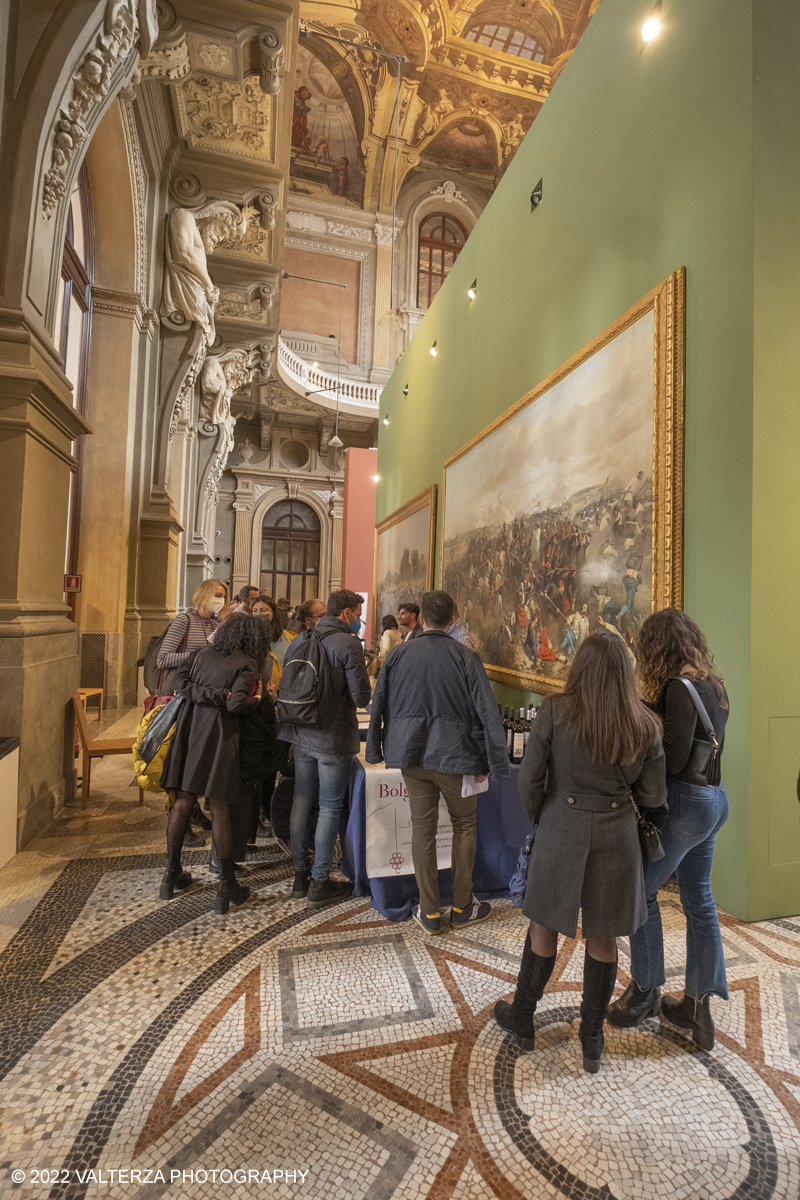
[277,626,339,728]
[142,613,190,696]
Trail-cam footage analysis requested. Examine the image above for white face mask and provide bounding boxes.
[209,596,226,615]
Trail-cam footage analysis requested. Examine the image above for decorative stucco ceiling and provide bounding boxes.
[294,0,601,209]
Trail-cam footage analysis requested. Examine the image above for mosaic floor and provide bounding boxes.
[2,710,800,1198]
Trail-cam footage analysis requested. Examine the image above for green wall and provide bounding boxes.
[378,0,800,919]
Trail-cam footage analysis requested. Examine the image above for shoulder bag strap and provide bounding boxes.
[614,763,643,820]
[675,677,719,746]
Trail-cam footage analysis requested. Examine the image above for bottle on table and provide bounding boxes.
[512,708,526,764]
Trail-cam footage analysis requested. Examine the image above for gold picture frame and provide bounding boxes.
[373,484,438,642]
[440,269,685,694]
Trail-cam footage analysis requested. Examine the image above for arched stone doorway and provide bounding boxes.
[260,498,321,603]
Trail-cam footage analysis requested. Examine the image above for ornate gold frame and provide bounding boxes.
[440,269,685,694]
[373,484,438,642]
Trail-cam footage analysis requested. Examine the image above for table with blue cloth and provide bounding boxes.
[341,759,532,922]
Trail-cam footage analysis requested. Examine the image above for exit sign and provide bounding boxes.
[64,575,82,592]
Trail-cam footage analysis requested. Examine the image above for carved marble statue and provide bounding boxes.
[161,201,247,341]
[200,349,253,455]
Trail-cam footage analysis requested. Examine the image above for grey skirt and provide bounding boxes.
[521,794,646,939]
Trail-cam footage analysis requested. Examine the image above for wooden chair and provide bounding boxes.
[72,694,143,803]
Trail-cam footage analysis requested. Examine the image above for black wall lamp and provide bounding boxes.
[467,279,477,300]
[531,179,543,211]
[402,383,409,397]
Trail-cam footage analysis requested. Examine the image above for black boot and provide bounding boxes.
[579,954,618,1073]
[214,858,250,915]
[192,802,212,830]
[307,877,353,908]
[607,979,661,1028]
[494,939,556,1053]
[661,993,715,1051]
[159,848,192,901]
[291,870,312,898]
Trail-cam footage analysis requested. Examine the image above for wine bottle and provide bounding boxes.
[513,708,525,763]
[505,707,514,755]
[524,707,532,748]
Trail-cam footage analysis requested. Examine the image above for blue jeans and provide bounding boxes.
[628,779,729,1000]
[290,749,353,880]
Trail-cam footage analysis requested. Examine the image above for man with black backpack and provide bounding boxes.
[278,589,371,907]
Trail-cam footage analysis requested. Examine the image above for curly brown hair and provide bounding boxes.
[637,608,727,706]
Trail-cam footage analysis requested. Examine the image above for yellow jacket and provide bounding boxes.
[132,703,175,796]
[269,628,297,689]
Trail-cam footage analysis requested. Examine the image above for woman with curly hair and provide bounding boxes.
[159,615,271,914]
[608,608,729,1050]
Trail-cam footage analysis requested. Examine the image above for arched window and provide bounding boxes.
[464,23,546,61]
[417,213,468,310]
[54,165,93,613]
[261,499,321,604]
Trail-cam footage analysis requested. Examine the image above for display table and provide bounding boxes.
[341,759,532,922]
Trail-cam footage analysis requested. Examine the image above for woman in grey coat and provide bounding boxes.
[494,631,666,1072]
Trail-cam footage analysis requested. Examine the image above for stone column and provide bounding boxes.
[73,288,149,708]
[232,476,256,597]
[372,223,396,372]
[330,496,344,593]
[0,314,91,843]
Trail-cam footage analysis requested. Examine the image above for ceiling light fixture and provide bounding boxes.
[641,0,662,43]
[467,279,477,300]
[328,434,344,449]
[430,341,438,357]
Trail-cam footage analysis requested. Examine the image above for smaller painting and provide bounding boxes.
[373,486,437,640]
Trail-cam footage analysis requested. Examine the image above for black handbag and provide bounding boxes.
[675,677,722,786]
[616,765,665,863]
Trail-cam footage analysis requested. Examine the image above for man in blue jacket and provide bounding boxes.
[366,590,509,934]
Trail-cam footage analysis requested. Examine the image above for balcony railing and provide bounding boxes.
[277,335,382,409]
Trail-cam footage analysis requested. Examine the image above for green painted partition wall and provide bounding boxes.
[376,0,800,919]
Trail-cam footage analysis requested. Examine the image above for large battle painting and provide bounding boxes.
[441,274,684,693]
[373,486,437,638]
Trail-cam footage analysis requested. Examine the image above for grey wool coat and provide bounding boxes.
[518,695,667,939]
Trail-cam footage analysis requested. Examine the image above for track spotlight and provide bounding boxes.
[402,383,409,397]
[372,474,380,483]
[383,416,389,425]
[430,341,437,357]
[468,279,477,300]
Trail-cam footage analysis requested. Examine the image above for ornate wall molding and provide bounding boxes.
[174,73,277,163]
[430,179,467,203]
[119,97,148,297]
[42,0,155,216]
[139,35,190,80]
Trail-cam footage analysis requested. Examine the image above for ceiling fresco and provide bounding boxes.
[293,0,602,210]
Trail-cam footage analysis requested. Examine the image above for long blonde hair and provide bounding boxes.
[193,578,229,618]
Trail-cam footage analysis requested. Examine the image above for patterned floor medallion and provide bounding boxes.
[1,715,800,1198]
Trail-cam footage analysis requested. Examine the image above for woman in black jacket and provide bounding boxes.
[494,632,665,1072]
[160,615,270,914]
[608,608,729,1050]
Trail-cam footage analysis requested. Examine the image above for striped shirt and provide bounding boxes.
[156,610,219,668]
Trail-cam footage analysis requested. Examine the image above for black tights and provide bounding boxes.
[168,791,233,860]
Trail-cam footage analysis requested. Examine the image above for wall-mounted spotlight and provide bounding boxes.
[467,279,477,300]
[383,416,389,425]
[642,0,662,42]
[430,341,438,357]
[372,474,381,483]
[530,179,543,211]
[402,383,409,397]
